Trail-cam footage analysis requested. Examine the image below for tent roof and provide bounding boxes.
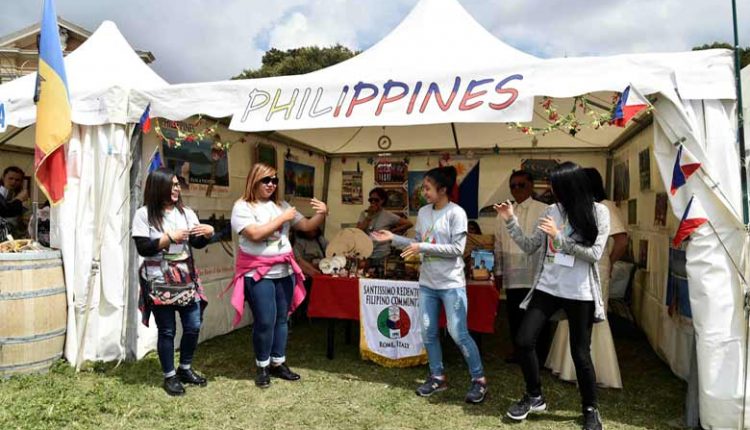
[0,20,167,128]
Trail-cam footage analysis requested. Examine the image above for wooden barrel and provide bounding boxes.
[0,250,66,377]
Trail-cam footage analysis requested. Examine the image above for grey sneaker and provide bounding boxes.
[582,406,603,430]
[465,379,488,404]
[415,375,448,397]
[506,393,547,420]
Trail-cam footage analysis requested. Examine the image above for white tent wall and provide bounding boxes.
[49,123,132,364]
[134,120,327,358]
[610,124,691,379]
[324,151,608,238]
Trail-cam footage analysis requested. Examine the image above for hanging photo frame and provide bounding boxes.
[255,142,277,169]
[374,160,408,185]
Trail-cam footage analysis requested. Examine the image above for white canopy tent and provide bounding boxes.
[125,1,747,427]
[0,0,746,427]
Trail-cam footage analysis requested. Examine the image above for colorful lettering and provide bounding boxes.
[376,80,409,116]
[346,82,379,117]
[265,88,299,121]
[240,89,270,122]
[419,77,461,113]
[459,78,493,111]
[489,74,523,110]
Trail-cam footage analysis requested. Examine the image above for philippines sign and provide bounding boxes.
[359,278,427,367]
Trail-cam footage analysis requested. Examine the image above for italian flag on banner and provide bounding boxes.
[359,279,427,367]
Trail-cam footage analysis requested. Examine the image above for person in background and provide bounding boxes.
[468,220,482,235]
[495,162,609,430]
[0,166,29,238]
[228,163,328,389]
[357,187,412,265]
[494,170,549,364]
[372,166,488,404]
[291,227,328,318]
[545,167,626,389]
[131,168,215,396]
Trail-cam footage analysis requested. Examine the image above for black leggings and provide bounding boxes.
[516,289,597,408]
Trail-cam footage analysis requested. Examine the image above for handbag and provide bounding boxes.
[142,219,200,306]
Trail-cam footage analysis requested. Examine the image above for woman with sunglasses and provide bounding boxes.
[131,168,215,396]
[357,187,412,265]
[228,163,328,388]
[495,162,609,430]
[371,166,488,404]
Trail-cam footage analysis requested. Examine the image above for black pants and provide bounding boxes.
[506,288,551,363]
[516,289,597,408]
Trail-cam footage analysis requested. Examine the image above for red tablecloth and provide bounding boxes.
[307,275,499,333]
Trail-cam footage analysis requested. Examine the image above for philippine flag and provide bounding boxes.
[670,144,701,195]
[139,103,152,134]
[612,85,649,127]
[672,195,708,248]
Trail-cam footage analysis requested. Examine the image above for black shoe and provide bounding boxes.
[177,368,207,386]
[582,406,603,430]
[163,375,186,396]
[415,375,448,397]
[465,379,488,404]
[255,366,271,388]
[506,393,547,421]
[269,363,301,381]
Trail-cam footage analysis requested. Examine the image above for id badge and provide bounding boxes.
[553,253,575,267]
[168,243,184,254]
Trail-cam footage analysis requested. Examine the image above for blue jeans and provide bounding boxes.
[151,300,202,375]
[420,286,484,379]
[245,275,294,367]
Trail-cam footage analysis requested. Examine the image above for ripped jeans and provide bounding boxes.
[419,286,484,380]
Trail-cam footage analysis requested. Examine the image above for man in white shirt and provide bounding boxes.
[494,170,549,364]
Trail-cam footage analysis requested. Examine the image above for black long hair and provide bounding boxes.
[143,167,185,231]
[424,165,457,195]
[583,167,608,202]
[550,162,598,246]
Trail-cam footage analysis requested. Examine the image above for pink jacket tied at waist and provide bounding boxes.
[223,249,306,326]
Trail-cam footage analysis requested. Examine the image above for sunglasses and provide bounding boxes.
[259,176,279,186]
[368,197,381,203]
[509,182,528,190]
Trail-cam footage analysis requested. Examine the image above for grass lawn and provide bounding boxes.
[0,316,685,430]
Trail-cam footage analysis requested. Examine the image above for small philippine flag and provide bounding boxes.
[672,195,708,248]
[612,85,649,127]
[670,144,701,195]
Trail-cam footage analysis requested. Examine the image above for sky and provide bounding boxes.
[1,0,748,84]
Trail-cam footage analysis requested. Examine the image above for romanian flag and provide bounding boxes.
[672,195,708,248]
[670,144,701,195]
[612,85,649,127]
[34,0,71,205]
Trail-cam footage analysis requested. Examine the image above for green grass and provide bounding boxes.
[0,317,684,430]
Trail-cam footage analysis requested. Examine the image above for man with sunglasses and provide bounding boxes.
[357,187,412,266]
[494,170,549,364]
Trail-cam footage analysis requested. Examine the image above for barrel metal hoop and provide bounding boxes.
[0,262,62,271]
[0,353,63,373]
[0,328,67,345]
[0,286,66,300]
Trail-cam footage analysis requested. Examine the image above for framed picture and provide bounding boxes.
[341,171,363,205]
[639,239,649,269]
[284,160,315,199]
[160,121,229,196]
[628,199,638,225]
[256,142,277,169]
[613,161,630,202]
[374,160,408,185]
[382,186,408,211]
[654,192,668,227]
[639,148,651,191]
[520,159,560,182]
[407,171,428,215]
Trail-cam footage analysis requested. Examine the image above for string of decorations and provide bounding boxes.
[152,116,246,155]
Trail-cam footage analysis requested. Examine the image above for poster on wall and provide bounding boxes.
[160,120,229,196]
[255,142,277,168]
[284,160,315,199]
[654,192,668,227]
[639,239,649,269]
[375,160,408,185]
[639,148,651,191]
[382,186,408,211]
[613,161,630,202]
[407,171,427,215]
[440,158,480,219]
[521,159,559,205]
[666,246,692,320]
[342,171,363,205]
[628,199,637,225]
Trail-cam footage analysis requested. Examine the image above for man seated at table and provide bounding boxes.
[292,228,328,319]
[0,166,29,240]
[357,187,412,268]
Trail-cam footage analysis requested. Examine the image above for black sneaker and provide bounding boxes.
[415,375,448,397]
[465,379,488,404]
[269,363,301,381]
[163,375,185,396]
[177,368,207,386]
[506,393,547,420]
[582,406,603,430]
[255,366,271,388]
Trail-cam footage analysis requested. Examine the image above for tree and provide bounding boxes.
[232,44,359,79]
[692,42,750,69]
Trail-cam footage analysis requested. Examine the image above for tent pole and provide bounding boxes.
[450,123,461,155]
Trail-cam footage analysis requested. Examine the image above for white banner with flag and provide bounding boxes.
[359,278,427,367]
